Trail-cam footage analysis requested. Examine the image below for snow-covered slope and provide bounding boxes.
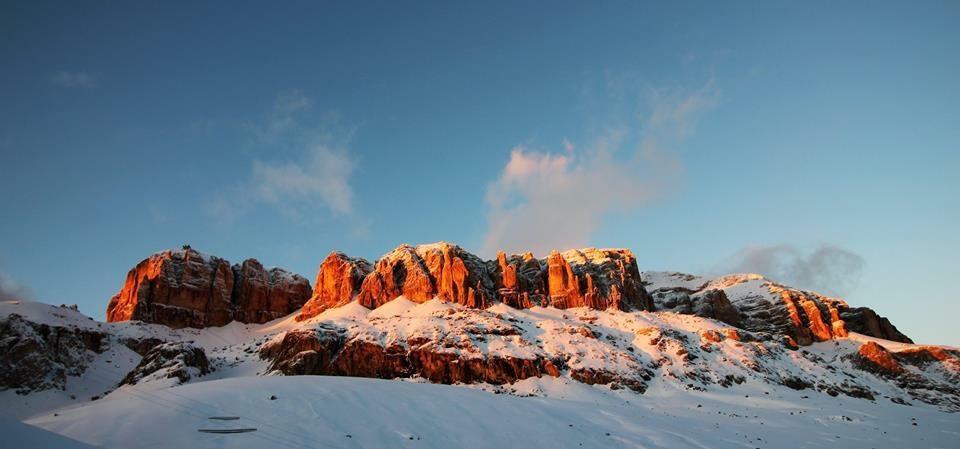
[0,417,98,449]
[3,293,959,448]
[20,375,960,449]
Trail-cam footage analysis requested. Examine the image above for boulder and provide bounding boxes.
[120,342,211,386]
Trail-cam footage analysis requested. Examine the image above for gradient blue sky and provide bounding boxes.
[1,1,957,345]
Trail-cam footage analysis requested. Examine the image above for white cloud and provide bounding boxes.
[0,268,33,301]
[260,90,313,140]
[481,80,719,256]
[205,91,358,224]
[51,71,97,88]
[724,244,866,297]
[252,143,354,217]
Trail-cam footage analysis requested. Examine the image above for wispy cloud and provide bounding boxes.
[0,268,33,302]
[481,80,719,256]
[206,90,358,224]
[51,71,98,88]
[252,144,354,217]
[723,244,866,297]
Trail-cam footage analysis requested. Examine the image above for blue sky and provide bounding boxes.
[1,1,957,345]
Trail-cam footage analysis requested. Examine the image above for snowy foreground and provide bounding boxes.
[23,375,960,449]
[2,290,959,449]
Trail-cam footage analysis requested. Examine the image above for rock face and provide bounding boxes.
[357,245,436,308]
[120,342,211,386]
[840,307,912,343]
[106,249,235,328]
[544,249,652,311]
[260,323,563,385]
[848,342,960,410]
[644,272,912,346]
[0,312,106,392]
[296,243,654,321]
[491,251,545,308]
[106,248,310,328]
[296,252,372,321]
[357,243,495,309]
[417,243,496,309]
[852,341,903,376]
[651,288,742,327]
[232,259,312,324]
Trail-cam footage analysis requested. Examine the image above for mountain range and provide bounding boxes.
[1,243,957,448]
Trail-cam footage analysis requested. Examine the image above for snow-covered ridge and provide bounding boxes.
[5,294,960,412]
[0,297,960,447]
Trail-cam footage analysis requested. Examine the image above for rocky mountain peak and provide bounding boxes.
[106,248,310,329]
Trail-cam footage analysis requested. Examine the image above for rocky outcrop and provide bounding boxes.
[260,325,563,385]
[545,249,652,311]
[768,286,910,346]
[232,259,312,324]
[120,342,211,386]
[297,252,372,320]
[644,272,912,346]
[356,245,437,308]
[846,342,960,410]
[852,341,903,376]
[416,243,496,309]
[106,248,311,328]
[651,288,741,327]
[355,243,495,310]
[491,251,545,308]
[840,307,912,343]
[297,243,653,319]
[106,249,235,328]
[570,367,648,393]
[259,326,345,374]
[0,312,106,392]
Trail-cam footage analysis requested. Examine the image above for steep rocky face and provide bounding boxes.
[232,259,311,323]
[840,307,912,343]
[304,243,651,317]
[357,245,436,308]
[0,312,106,392]
[644,271,912,346]
[491,251,545,308]
[417,243,496,308]
[106,248,310,329]
[545,249,652,311]
[296,252,373,321]
[356,243,496,310]
[772,285,845,345]
[120,342,211,386]
[107,249,235,328]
